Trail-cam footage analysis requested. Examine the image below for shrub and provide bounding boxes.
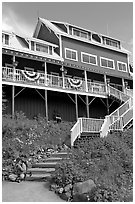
[2,112,74,168]
[51,130,133,201]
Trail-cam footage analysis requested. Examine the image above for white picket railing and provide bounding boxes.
[2,67,107,96]
[108,85,130,102]
[71,118,104,146]
[81,118,104,132]
[71,118,82,146]
[100,86,133,137]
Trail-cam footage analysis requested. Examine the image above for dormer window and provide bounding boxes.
[30,41,53,55]
[72,28,88,40]
[2,33,9,45]
[36,44,48,53]
[103,37,120,49]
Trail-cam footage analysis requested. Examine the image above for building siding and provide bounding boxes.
[62,36,130,79]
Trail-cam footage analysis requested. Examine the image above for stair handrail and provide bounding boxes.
[100,86,133,137]
[109,106,133,131]
[108,85,130,102]
[71,118,82,146]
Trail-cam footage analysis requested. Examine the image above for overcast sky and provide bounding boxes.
[2,1,133,61]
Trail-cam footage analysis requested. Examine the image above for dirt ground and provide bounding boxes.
[2,181,65,202]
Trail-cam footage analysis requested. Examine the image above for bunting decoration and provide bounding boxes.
[21,70,40,82]
[68,78,82,88]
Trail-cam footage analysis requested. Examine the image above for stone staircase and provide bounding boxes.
[26,152,69,181]
[74,132,100,148]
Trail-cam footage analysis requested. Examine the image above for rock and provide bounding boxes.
[64,183,72,192]
[49,183,58,191]
[73,179,96,195]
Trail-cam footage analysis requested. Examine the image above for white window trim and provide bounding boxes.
[100,57,115,69]
[35,43,49,54]
[117,61,127,72]
[2,33,10,45]
[81,52,98,66]
[104,38,119,48]
[72,27,88,39]
[65,48,78,61]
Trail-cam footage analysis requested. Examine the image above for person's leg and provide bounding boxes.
[19,173,25,181]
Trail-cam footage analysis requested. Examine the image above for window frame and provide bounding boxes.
[81,52,98,66]
[103,37,119,48]
[72,28,88,40]
[2,33,9,45]
[35,43,49,54]
[117,61,127,72]
[65,48,78,61]
[100,57,115,69]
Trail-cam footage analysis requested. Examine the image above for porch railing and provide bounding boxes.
[108,85,130,102]
[100,87,133,137]
[71,118,104,146]
[2,67,107,96]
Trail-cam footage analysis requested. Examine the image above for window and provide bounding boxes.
[117,61,127,72]
[30,41,53,55]
[31,41,34,51]
[2,34,9,45]
[103,37,120,48]
[81,52,97,65]
[72,28,88,39]
[65,48,78,61]
[100,57,115,69]
[36,44,48,53]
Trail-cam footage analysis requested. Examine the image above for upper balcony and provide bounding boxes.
[2,66,107,98]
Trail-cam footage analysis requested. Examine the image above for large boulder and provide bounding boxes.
[73,179,96,195]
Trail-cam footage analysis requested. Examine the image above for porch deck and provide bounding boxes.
[2,67,107,98]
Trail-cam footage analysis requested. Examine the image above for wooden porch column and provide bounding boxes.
[84,69,88,92]
[104,74,108,93]
[86,95,89,118]
[44,61,47,86]
[12,85,15,118]
[106,97,109,115]
[122,78,125,93]
[12,55,16,81]
[45,89,48,121]
[61,66,65,89]
[75,94,78,120]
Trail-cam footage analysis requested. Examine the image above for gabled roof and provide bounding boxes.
[50,19,121,42]
[33,18,130,55]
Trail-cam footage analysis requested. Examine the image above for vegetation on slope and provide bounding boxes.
[50,130,133,202]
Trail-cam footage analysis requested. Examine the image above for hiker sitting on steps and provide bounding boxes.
[8,158,27,183]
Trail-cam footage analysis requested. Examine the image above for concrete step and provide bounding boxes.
[50,152,69,158]
[44,157,63,162]
[81,132,100,137]
[25,173,51,181]
[32,162,58,168]
[27,167,55,174]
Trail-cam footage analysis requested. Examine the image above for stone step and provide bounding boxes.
[25,173,51,181]
[32,162,58,168]
[27,167,55,174]
[51,152,69,158]
[44,157,63,162]
[81,132,100,137]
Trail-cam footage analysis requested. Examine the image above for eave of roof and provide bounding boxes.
[2,44,64,61]
[39,18,130,55]
[50,19,121,42]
